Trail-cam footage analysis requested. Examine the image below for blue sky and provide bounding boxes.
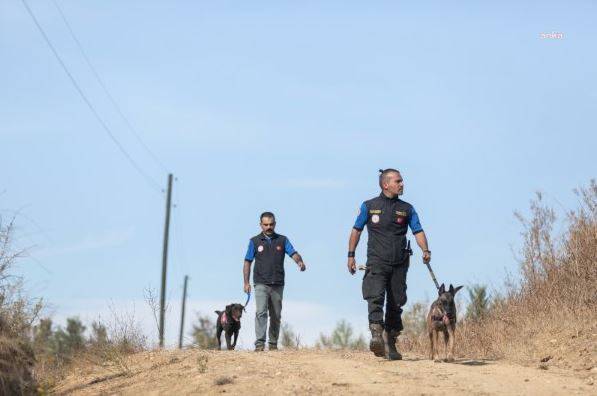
[1,1,595,347]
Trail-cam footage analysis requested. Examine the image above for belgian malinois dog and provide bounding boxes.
[427,283,463,362]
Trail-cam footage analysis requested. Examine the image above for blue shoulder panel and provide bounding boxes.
[409,207,423,234]
[245,239,255,261]
[353,202,368,230]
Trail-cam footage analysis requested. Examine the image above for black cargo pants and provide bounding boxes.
[362,258,409,332]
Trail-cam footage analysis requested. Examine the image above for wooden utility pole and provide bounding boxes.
[178,275,189,349]
[159,173,173,348]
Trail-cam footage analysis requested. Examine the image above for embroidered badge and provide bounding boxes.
[395,211,407,216]
[396,216,406,225]
[276,245,282,251]
[371,214,380,224]
[369,209,382,214]
[257,245,264,253]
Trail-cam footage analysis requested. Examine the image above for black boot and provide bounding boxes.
[383,329,402,361]
[369,324,384,357]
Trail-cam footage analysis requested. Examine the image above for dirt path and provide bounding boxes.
[54,349,595,395]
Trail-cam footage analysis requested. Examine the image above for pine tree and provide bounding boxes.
[466,285,490,322]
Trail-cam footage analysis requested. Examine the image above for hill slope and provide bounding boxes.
[54,349,594,395]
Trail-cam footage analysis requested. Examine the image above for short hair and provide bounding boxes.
[378,168,400,188]
[260,212,276,222]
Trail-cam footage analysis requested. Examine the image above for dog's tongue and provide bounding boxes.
[442,314,450,325]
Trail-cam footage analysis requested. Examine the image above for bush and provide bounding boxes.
[0,217,40,395]
[280,323,301,349]
[191,314,218,349]
[399,181,597,369]
[399,301,428,353]
[34,310,147,390]
[0,215,149,392]
[465,285,490,322]
[316,320,366,350]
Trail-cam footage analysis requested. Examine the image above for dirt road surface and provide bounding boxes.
[55,349,595,395]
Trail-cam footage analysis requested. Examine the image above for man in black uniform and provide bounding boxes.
[244,212,306,351]
[347,169,431,360]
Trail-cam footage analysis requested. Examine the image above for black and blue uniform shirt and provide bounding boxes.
[245,233,297,286]
[353,194,423,265]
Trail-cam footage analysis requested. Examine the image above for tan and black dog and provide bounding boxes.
[215,303,244,350]
[427,283,463,362]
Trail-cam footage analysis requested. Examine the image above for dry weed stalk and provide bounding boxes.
[400,181,597,369]
[0,217,40,395]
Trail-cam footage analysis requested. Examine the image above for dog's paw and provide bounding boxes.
[434,358,443,363]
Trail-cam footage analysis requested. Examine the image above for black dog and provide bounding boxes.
[427,283,463,362]
[215,303,244,350]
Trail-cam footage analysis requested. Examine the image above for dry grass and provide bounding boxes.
[0,217,40,395]
[401,181,597,372]
[36,309,148,392]
[0,215,149,393]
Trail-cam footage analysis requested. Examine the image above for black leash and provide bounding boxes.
[408,240,439,290]
[425,261,440,290]
[357,240,440,290]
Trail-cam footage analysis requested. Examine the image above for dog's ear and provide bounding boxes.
[439,283,445,294]
[225,304,232,312]
[451,285,464,295]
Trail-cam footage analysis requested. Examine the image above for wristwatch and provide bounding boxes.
[347,251,355,258]
[424,250,431,254]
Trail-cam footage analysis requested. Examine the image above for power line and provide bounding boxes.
[20,0,163,193]
[51,0,170,174]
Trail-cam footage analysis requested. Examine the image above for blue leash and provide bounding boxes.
[243,291,251,311]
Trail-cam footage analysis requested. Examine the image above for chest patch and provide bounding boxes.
[371,214,380,224]
[369,209,382,214]
[257,245,264,253]
[396,210,408,225]
[276,245,283,252]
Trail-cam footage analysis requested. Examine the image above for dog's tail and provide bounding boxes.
[214,310,222,315]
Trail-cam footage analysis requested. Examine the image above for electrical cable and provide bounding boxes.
[51,0,170,174]
[21,0,163,193]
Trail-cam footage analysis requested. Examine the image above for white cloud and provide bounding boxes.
[33,227,134,259]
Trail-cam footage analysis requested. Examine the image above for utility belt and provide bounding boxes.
[367,240,412,267]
